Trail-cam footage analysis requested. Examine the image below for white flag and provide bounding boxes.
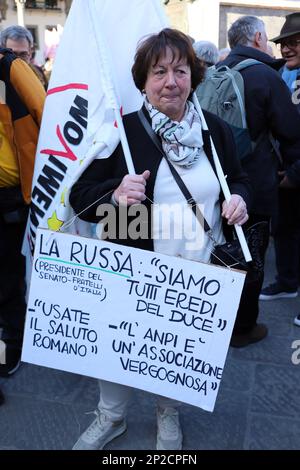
[25,0,168,258]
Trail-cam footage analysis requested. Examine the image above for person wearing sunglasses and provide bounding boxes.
[260,13,300,329]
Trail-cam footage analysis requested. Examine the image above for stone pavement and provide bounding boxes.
[0,240,300,451]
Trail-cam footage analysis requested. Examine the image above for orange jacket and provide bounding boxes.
[0,49,46,203]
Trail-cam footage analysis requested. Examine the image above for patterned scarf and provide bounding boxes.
[144,97,203,168]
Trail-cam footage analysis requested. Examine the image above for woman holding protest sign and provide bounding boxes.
[70,28,251,451]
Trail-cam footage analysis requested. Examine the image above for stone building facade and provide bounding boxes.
[165,0,300,55]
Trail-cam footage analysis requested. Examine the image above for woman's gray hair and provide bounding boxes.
[0,25,34,48]
[193,40,219,65]
[228,16,265,49]
[218,47,230,61]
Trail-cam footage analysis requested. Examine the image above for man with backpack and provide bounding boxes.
[259,13,300,329]
[197,15,300,346]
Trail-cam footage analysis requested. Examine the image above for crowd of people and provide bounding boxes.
[0,12,300,450]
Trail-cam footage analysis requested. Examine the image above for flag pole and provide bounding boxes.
[192,93,252,263]
[152,0,170,25]
[87,0,135,175]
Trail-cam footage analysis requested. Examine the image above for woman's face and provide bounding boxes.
[144,47,192,122]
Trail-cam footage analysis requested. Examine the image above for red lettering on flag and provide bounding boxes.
[41,125,77,161]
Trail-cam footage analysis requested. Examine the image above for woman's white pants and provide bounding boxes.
[98,379,180,421]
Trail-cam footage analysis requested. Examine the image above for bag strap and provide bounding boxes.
[232,58,263,72]
[137,107,212,235]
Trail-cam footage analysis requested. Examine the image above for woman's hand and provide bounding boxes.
[222,194,248,226]
[113,170,150,206]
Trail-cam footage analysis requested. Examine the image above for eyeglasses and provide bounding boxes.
[12,51,31,61]
[277,39,300,50]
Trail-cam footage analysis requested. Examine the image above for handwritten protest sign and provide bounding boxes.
[22,229,246,412]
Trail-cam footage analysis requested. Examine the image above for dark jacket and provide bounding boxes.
[70,108,251,252]
[0,48,45,204]
[219,45,300,213]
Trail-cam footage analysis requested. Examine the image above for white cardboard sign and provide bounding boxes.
[22,229,246,412]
